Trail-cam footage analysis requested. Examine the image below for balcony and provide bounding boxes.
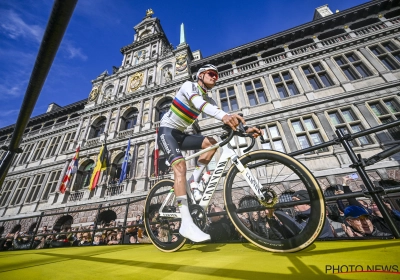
[86,137,100,147]
[117,127,135,139]
[217,18,397,80]
[319,34,352,47]
[105,184,124,196]
[68,191,84,202]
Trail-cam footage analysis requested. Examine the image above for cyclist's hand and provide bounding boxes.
[222,113,246,131]
[246,126,263,138]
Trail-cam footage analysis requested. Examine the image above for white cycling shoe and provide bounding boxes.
[179,222,211,242]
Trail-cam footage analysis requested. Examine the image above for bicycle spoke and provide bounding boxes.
[224,150,325,252]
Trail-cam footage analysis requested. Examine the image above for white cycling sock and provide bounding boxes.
[176,195,192,223]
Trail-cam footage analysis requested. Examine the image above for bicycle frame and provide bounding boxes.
[158,138,266,218]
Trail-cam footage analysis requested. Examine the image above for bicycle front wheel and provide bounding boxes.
[144,179,186,252]
[224,150,325,253]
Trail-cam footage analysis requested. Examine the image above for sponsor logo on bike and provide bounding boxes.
[160,213,178,218]
[202,161,227,201]
[245,171,263,197]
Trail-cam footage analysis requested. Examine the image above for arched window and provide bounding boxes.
[112,154,131,182]
[157,100,172,121]
[92,119,106,138]
[74,161,94,190]
[123,110,138,130]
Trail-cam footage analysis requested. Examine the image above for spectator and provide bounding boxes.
[78,232,92,246]
[93,232,104,245]
[343,205,392,237]
[325,206,347,237]
[260,210,283,239]
[157,225,171,242]
[357,199,372,215]
[369,201,400,234]
[292,190,334,238]
[1,232,14,251]
[51,234,70,248]
[126,221,139,244]
[116,231,123,244]
[334,175,365,212]
[107,232,119,245]
[249,211,268,237]
[12,231,40,250]
[151,212,160,223]
[135,215,143,224]
[206,205,236,242]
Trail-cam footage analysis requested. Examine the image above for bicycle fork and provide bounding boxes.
[230,154,266,202]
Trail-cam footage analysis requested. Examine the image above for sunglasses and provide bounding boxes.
[206,71,218,80]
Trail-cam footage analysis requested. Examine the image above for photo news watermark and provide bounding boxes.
[325,264,399,274]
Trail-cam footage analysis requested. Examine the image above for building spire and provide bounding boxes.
[179,23,186,45]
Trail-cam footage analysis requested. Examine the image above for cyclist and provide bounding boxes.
[157,64,262,242]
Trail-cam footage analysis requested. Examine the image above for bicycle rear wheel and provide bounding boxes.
[224,150,325,252]
[143,179,186,252]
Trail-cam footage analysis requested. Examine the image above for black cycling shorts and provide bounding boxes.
[158,126,205,166]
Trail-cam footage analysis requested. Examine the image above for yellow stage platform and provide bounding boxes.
[0,240,399,279]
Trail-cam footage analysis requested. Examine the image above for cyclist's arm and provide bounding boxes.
[188,94,227,120]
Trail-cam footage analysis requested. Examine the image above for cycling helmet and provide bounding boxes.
[196,64,219,81]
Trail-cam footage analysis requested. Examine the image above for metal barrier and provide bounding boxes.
[1,120,400,250]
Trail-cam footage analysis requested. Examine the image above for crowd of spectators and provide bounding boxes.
[1,174,399,250]
[0,214,151,251]
[236,175,400,240]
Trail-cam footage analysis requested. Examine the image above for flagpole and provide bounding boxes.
[103,133,109,185]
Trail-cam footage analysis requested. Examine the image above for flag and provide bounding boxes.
[59,146,80,194]
[154,128,159,176]
[119,139,130,184]
[89,144,109,191]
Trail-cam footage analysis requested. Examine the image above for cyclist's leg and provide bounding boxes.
[158,127,210,242]
[181,135,217,183]
[199,136,218,162]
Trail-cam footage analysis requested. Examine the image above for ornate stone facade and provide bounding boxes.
[1,2,400,235]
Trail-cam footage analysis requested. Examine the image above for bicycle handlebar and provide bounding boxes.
[218,126,235,147]
[219,114,260,152]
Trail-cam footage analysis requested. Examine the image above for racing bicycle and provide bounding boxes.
[143,124,326,253]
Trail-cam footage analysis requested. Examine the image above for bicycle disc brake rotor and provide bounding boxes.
[189,204,207,231]
[260,187,278,208]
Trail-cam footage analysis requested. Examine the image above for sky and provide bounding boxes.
[0,0,369,129]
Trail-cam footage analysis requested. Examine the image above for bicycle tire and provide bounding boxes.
[224,150,325,252]
[143,179,186,252]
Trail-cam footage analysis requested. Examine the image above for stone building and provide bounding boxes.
[1,1,400,235]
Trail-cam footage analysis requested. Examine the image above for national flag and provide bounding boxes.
[119,139,131,184]
[129,146,136,178]
[59,146,80,194]
[154,128,159,176]
[89,144,109,191]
